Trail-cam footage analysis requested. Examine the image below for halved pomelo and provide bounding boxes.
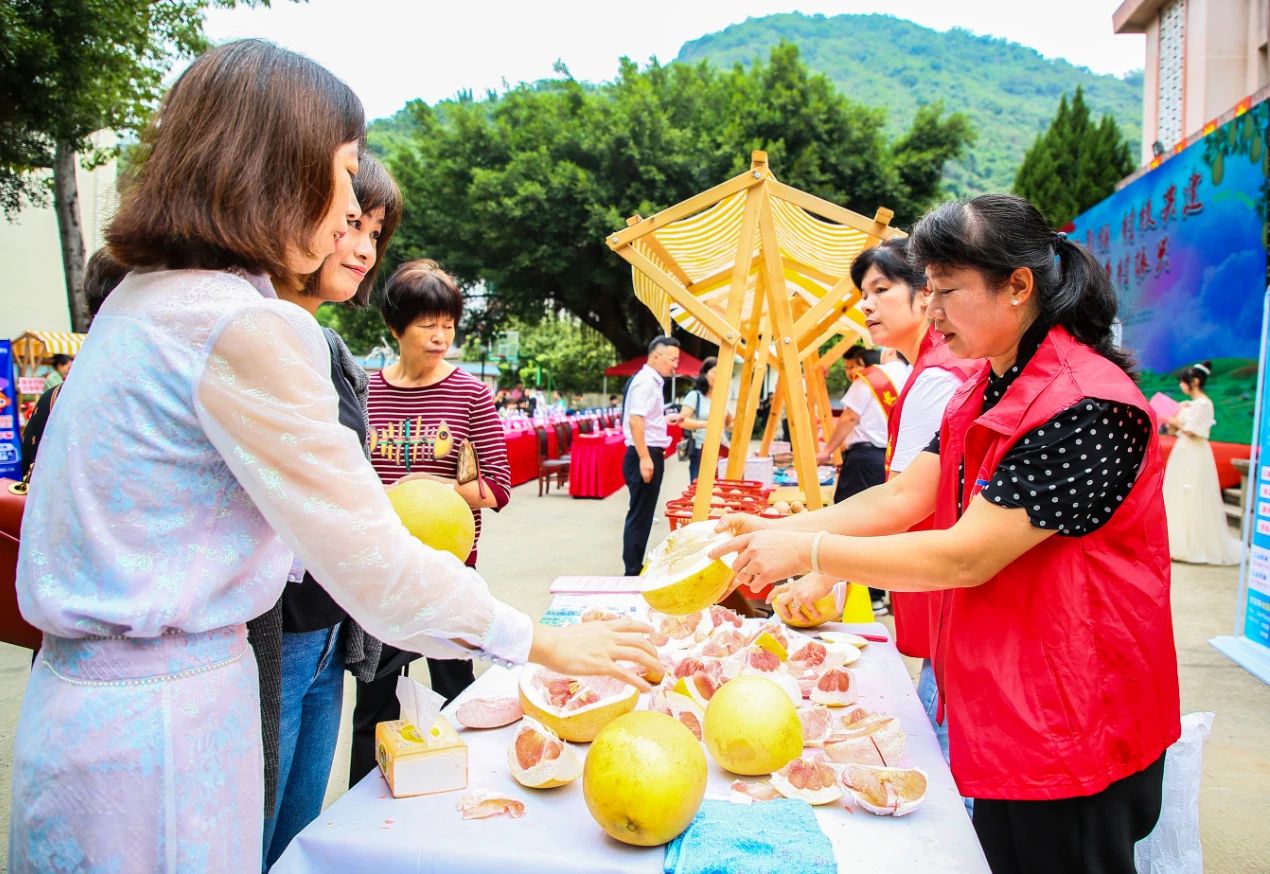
[840,764,928,816]
[518,666,639,742]
[770,757,845,805]
[640,521,736,615]
[507,717,582,788]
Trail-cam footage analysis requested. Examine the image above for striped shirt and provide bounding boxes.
[367,367,512,561]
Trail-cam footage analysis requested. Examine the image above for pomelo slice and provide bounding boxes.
[640,521,736,615]
[770,757,845,806]
[797,704,835,746]
[664,690,706,741]
[455,696,523,730]
[458,789,525,820]
[730,779,783,802]
[810,667,858,707]
[518,666,639,742]
[507,717,582,789]
[752,630,788,662]
[840,765,928,817]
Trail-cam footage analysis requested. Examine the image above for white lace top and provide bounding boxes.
[17,269,532,665]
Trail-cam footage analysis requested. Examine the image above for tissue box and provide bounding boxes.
[376,717,468,798]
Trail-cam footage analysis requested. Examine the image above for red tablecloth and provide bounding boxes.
[504,429,538,487]
[569,430,627,498]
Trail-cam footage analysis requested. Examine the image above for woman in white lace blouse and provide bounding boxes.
[9,40,655,872]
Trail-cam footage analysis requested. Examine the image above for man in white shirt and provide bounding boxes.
[621,336,682,574]
[818,347,912,501]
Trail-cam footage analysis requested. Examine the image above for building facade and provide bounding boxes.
[1115,0,1270,162]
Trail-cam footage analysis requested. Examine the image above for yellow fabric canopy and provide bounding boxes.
[628,188,881,343]
[12,331,88,376]
[12,331,86,360]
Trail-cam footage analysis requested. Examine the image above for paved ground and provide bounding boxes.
[0,456,1266,871]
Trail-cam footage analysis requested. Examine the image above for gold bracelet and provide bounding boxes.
[810,530,827,575]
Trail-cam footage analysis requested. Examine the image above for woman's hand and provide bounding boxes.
[768,573,839,624]
[709,529,815,594]
[529,619,660,691]
[714,512,775,537]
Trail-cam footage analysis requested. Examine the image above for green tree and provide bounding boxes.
[461,316,618,394]
[1,1,279,331]
[373,43,972,360]
[1013,86,1135,227]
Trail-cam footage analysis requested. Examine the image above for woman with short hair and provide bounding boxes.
[348,258,514,785]
[11,40,655,870]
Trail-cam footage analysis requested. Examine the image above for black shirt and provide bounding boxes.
[925,324,1150,536]
[280,331,367,633]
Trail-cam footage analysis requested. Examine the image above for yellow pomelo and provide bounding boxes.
[518,666,639,743]
[640,521,736,616]
[385,479,475,561]
[779,594,841,629]
[583,711,707,846]
[703,675,802,776]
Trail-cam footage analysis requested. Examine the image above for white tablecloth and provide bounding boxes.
[274,602,990,873]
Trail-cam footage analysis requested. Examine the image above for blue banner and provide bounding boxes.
[0,340,22,479]
[1070,100,1270,444]
[1211,289,1270,685]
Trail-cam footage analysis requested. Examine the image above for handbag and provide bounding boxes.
[455,438,488,500]
[677,435,691,462]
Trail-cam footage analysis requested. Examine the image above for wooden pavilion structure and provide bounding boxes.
[607,151,903,520]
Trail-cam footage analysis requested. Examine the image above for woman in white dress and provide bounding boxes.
[1163,361,1241,564]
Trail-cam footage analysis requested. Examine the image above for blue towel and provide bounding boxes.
[663,798,836,874]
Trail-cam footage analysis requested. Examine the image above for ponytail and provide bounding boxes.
[1050,235,1135,375]
[909,194,1137,378]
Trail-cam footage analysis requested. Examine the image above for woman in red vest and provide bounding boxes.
[716,194,1179,874]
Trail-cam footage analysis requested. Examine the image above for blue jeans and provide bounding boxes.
[263,623,345,868]
[918,658,973,818]
[687,441,702,482]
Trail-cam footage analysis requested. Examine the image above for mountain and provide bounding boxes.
[676,13,1142,197]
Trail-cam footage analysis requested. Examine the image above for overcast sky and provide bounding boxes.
[201,1,1145,120]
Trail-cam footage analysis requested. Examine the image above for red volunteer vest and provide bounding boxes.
[885,328,977,658]
[929,326,1180,800]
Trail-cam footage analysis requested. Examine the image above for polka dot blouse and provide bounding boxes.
[925,326,1152,536]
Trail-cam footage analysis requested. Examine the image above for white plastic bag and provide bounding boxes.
[1135,711,1214,874]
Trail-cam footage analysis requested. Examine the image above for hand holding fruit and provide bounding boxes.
[710,529,815,595]
[769,573,838,624]
[530,619,659,691]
